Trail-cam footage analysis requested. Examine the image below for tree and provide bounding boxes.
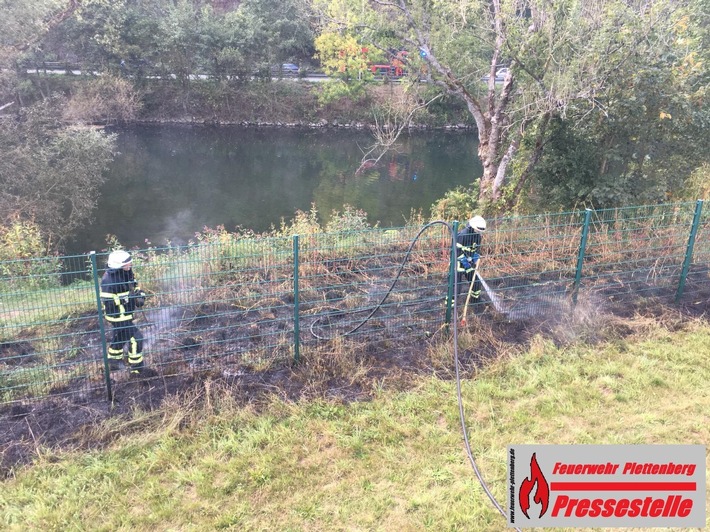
[0,1,118,250]
[199,0,315,82]
[0,0,78,58]
[0,96,116,248]
[527,0,710,209]
[314,32,370,81]
[0,0,84,106]
[314,0,706,210]
[56,0,151,76]
[312,32,373,105]
[231,0,315,76]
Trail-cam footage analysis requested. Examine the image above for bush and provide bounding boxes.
[316,79,368,106]
[430,184,479,223]
[325,205,372,233]
[63,76,142,124]
[0,219,61,290]
[676,163,710,202]
[272,204,322,238]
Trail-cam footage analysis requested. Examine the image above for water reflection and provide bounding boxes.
[66,125,480,254]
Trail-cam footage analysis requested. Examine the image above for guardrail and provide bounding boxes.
[23,61,81,72]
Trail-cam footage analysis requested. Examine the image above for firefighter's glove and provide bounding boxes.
[472,252,480,263]
[132,289,146,308]
[459,256,472,271]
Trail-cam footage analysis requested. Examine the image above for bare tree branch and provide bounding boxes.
[356,93,442,173]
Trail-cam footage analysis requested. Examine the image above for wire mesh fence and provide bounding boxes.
[0,254,102,405]
[1,201,707,408]
[683,202,710,302]
[300,224,452,345]
[582,203,699,301]
[479,210,585,321]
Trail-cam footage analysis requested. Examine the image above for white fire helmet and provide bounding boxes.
[107,250,132,269]
[468,215,487,233]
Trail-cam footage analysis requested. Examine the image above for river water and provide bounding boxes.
[66,124,480,254]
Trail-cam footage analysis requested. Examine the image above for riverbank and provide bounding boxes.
[22,69,477,129]
[133,78,475,129]
[18,72,476,129]
[135,116,475,130]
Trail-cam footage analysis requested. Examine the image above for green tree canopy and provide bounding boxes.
[0,96,116,247]
[314,0,709,211]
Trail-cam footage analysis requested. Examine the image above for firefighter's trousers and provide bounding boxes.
[107,320,144,367]
[457,269,482,300]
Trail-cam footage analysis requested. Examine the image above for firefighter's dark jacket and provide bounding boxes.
[456,225,482,259]
[100,268,141,322]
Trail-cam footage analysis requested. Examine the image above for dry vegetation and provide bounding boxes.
[1,208,708,480]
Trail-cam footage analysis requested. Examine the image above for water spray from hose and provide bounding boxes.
[477,275,506,315]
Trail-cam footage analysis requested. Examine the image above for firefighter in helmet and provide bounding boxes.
[456,215,486,304]
[100,250,147,375]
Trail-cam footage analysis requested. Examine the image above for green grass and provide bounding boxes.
[0,281,96,332]
[1,322,709,531]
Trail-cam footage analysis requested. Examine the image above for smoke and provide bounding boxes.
[142,261,202,360]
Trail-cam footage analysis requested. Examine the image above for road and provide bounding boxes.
[22,66,331,83]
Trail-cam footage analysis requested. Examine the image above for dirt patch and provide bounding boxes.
[0,348,426,478]
[1,273,708,478]
[0,341,35,366]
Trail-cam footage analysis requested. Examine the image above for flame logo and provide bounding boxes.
[518,452,550,519]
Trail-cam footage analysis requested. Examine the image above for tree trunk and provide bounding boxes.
[478,144,498,203]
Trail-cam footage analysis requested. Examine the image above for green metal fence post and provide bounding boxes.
[573,209,593,305]
[89,251,113,401]
[675,200,704,303]
[293,235,300,364]
[445,221,459,325]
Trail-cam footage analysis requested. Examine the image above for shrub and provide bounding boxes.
[430,184,480,223]
[273,204,322,238]
[676,163,710,201]
[0,219,61,290]
[325,205,372,233]
[316,80,368,107]
[63,76,142,124]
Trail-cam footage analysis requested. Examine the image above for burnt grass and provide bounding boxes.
[1,270,709,479]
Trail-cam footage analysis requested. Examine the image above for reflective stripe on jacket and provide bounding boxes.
[100,268,139,322]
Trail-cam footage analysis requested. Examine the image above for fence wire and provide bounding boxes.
[0,254,102,404]
[0,202,707,408]
[582,204,697,299]
[478,211,585,320]
[685,205,710,300]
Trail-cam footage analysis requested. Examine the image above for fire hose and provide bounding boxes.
[308,221,518,529]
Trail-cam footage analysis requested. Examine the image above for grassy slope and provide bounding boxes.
[1,321,709,531]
